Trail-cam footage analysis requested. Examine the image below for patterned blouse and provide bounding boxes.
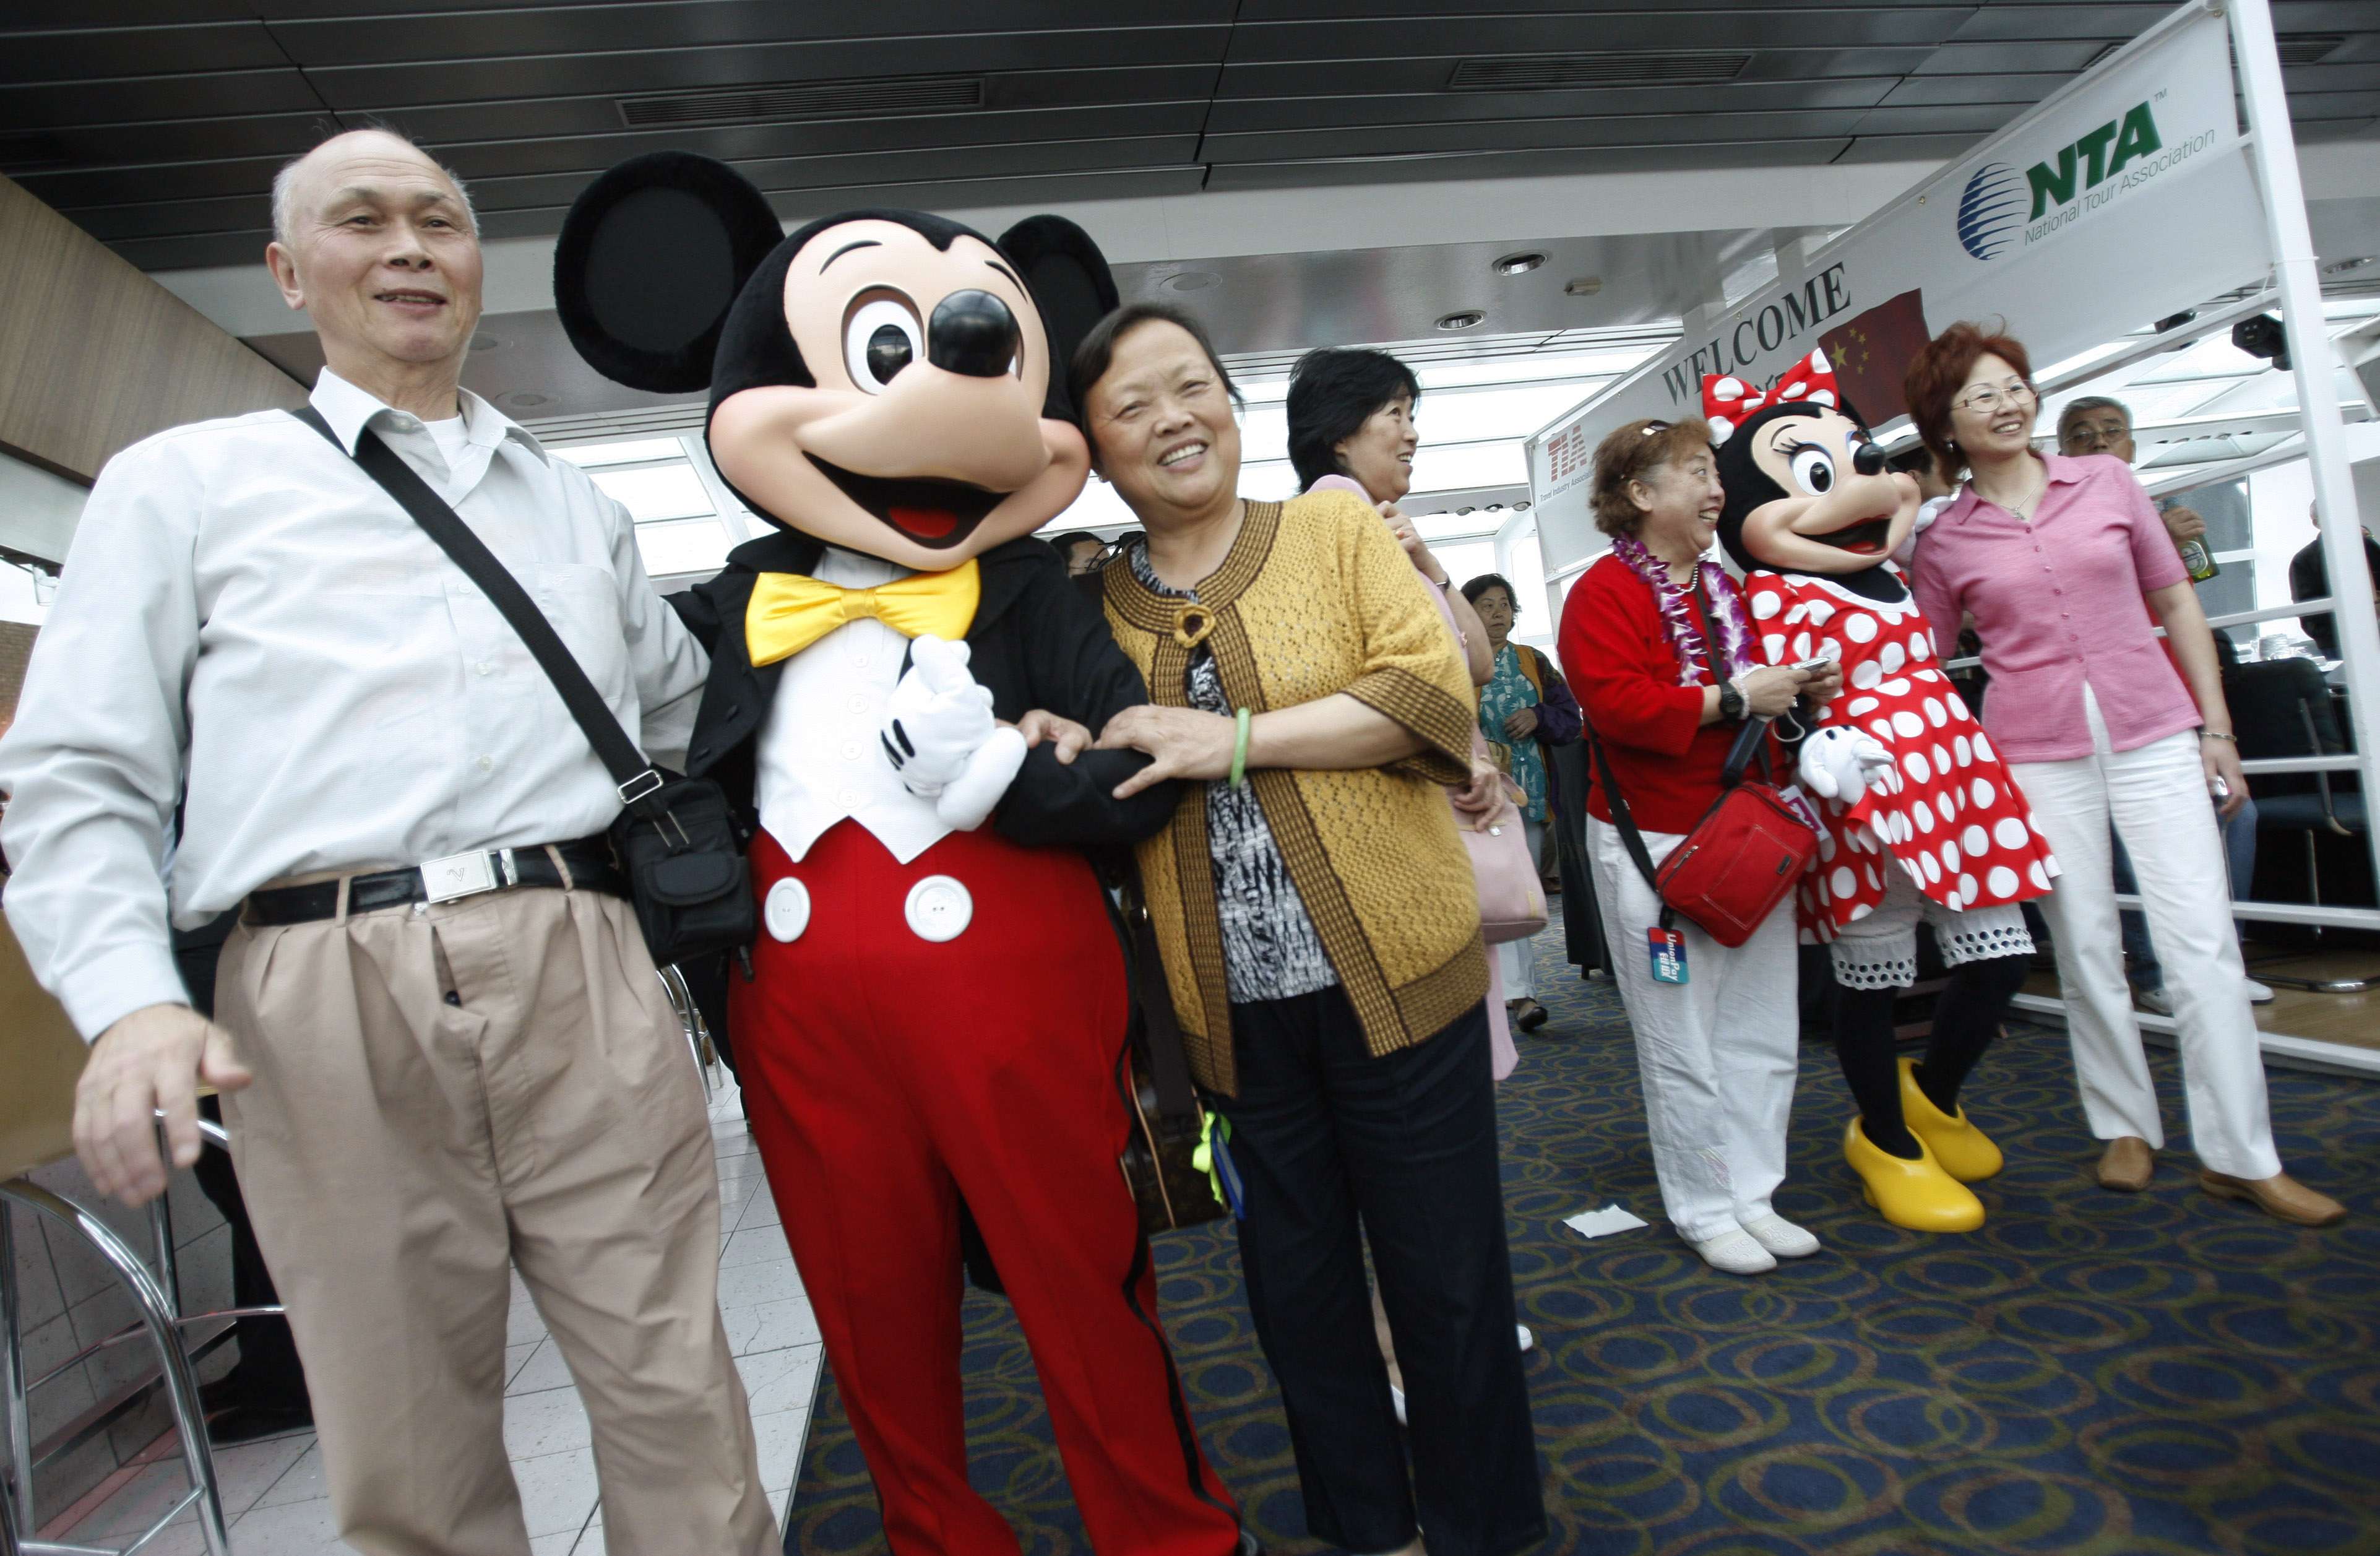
[1127,542,1337,1004]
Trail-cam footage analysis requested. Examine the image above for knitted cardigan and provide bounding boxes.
[1103,490,1488,1096]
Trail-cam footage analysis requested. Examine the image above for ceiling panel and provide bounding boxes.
[1208,77,1902,132]
[0,21,293,83]
[21,103,1211,210]
[266,2,1231,68]
[304,28,1226,110]
[11,2,2373,277]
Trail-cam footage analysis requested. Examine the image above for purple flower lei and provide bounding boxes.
[1608,531,1756,686]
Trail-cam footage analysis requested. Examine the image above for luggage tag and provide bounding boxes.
[1648,926,1689,985]
[1194,1112,1248,1221]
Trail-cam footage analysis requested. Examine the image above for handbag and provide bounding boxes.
[1105,867,1228,1235]
[293,409,756,969]
[1463,764,1548,944]
[1585,714,1817,949]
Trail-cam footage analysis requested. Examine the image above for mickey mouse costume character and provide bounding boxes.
[552,153,1246,1556]
[1709,352,2058,1232]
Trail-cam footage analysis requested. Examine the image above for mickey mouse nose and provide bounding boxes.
[1852,442,1887,477]
[929,290,1019,379]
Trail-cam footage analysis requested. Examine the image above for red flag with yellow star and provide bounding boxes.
[1819,288,1931,429]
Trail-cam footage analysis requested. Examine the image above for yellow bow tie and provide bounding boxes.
[745,560,981,667]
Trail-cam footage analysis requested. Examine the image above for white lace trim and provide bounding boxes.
[1937,917,2034,967]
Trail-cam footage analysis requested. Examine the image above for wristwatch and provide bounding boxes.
[1719,678,1746,722]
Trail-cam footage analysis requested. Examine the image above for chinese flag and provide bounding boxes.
[1819,288,1932,430]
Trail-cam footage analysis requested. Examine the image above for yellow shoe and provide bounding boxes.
[1899,1057,2004,1182]
[1845,1118,1985,1233]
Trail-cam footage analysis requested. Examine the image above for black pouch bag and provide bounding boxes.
[293,408,754,967]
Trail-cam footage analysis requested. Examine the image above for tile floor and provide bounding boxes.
[50,1078,818,1555]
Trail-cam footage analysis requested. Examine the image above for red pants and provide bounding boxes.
[734,823,1240,1556]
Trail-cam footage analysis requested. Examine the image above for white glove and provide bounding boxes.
[1798,725,1893,805]
[881,636,1027,831]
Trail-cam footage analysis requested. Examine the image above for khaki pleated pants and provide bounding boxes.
[215,878,776,1556]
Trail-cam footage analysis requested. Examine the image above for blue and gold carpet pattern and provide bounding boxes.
[788,928,2380,1555]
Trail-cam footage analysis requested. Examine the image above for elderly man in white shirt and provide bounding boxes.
[0,129,777,1556]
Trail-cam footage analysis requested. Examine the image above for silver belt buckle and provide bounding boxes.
[420,850,499,904]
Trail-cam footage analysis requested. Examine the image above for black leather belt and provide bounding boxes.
[244,840,627,927]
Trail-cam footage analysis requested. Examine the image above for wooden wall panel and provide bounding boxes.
[0,173,305,485]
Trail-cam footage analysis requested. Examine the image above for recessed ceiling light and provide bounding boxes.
[1514,499,1532,511]
[504,391,550,408]
[1455,506,1476,516]
[1436,310,1485,331]
[471,334,504,352]
[1493,252,1545,276]
[1563,276,1603,297]
[1165,272,1218,292]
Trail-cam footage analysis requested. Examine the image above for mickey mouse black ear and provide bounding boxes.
[995,215,1118,421]
[554,153,784,394]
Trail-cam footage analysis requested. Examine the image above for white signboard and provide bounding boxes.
[1527,0,2269,580]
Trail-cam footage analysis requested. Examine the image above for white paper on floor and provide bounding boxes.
[1564,1204,1650,1239]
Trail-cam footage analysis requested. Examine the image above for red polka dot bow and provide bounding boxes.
[1702,349,1839,441]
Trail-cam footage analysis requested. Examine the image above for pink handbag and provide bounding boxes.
[1458,730,1548,945]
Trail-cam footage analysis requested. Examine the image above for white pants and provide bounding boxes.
[1494,817,1548,1001]
[1587,816,1800,1242]
[2009,689,2281,1180]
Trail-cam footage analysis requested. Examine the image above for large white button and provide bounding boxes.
[764,878,811,943]
[903,875,972,942]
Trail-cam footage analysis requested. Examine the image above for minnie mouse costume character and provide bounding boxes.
[1710,352,2058,1233]
[553,153,1245,1556]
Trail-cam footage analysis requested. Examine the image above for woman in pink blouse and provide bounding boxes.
[1902,322,2342,1228]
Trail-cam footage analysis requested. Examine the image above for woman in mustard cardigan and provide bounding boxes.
[1074,303,1544,1556]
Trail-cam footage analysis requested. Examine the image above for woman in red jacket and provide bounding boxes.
[1557,417,1835,1276]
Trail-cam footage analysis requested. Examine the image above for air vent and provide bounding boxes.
[0,132,68,171]
[2277,33,2345,66]
[619,74,984,129]
[1449,52,1752,91]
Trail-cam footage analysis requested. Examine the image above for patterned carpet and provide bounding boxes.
[787,917,2380,1556]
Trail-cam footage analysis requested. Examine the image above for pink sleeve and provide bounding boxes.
[1910,543,1962,662]
[1308,474,1373,501]
[2118,460,2189,591]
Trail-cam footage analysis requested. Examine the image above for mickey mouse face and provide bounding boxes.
[554,154,1118,573]
[1718,403,1920,578]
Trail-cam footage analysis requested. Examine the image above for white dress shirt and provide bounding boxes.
[754,547,950,866]
[0,370,707,1039]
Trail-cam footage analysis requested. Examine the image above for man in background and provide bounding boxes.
[2288,497,2380,660]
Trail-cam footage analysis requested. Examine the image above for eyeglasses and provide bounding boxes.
[1953,379,2037,415]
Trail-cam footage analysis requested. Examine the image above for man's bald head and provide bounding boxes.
[271,128,476,251]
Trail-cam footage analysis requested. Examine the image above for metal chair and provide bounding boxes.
[2231,657,2378,992]
[1,918,239,1556]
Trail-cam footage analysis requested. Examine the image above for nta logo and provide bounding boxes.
[2026,102,2163,217]
[1956,163,2025,261]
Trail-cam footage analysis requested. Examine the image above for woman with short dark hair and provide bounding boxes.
[1287,347,1493,686]
[1074,301,1545,1556]
[1901,321,2341,1226]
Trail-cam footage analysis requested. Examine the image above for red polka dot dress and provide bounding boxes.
[1744,568,2059,941]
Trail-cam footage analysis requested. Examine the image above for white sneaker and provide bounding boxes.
[1687,1229,1777,1276]
[2244,978,2275,1005]
[1737,1213,1821,1260]
[2136,985,2174,1017]
[1516,1323,1535,1353]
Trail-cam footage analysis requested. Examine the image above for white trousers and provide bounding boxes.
[2008,689,2282,1180]
[1494,817,1548,1001]
[1587,816,1800,1242]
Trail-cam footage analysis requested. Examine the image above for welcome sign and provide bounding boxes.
[1527,0,2267,579]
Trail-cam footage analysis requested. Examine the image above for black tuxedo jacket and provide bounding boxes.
[668,529,1178,850]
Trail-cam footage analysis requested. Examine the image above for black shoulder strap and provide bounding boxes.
[291,407,662,804]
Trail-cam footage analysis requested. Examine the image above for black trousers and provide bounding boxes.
[1220,990,1543,1556]
[175,920,309,1409]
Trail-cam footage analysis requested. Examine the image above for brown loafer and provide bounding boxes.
[2199,1169,2347,1227]
[2097,1136,2155,1192]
